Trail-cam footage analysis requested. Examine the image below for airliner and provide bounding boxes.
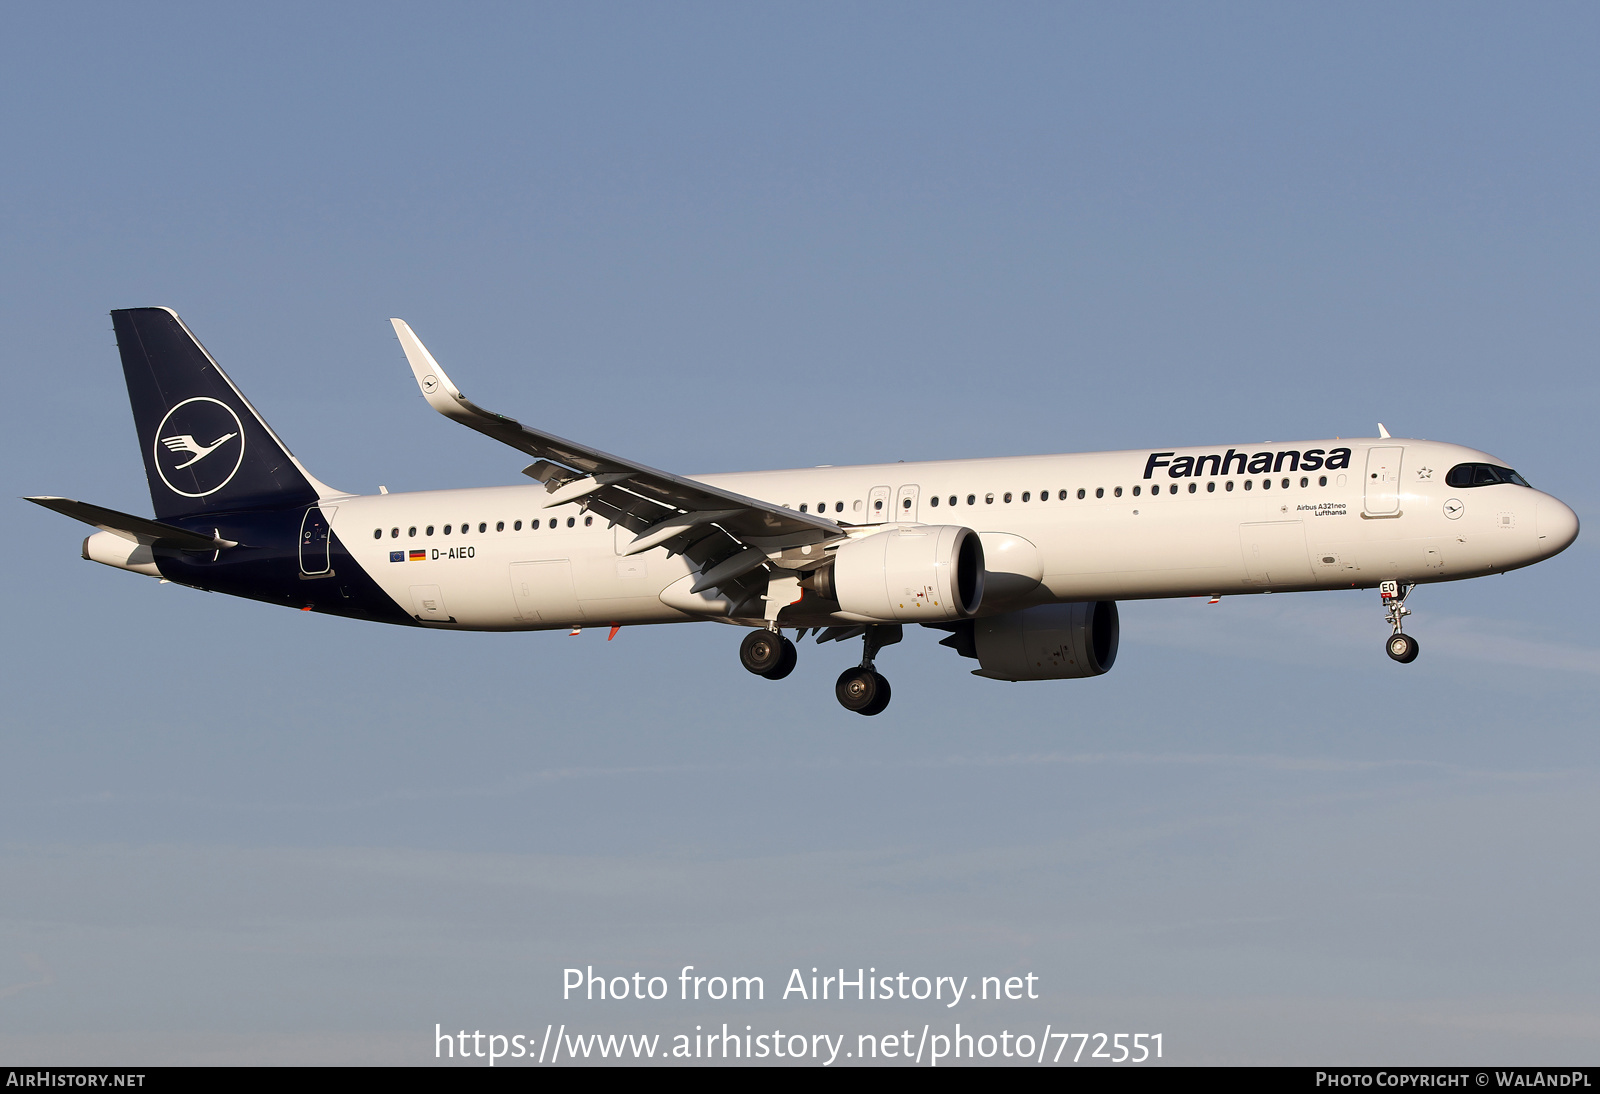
[29,308,1580,714]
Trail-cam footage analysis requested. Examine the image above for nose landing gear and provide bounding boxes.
[1381,581,1419,663]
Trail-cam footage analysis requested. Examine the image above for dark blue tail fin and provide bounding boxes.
[113,307,331,520]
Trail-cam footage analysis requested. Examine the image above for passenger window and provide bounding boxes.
[930,496,939,507]
[799,504,808,513]
[514,520,522,530]
[1058,489,1068,500]
[1281,478,1289,489]
[549,518,557,529]
[1114,487,1123,497]
[949,496,957,506]
[985,493,995,504]
[1299,477,1308,488]
[1188,483,1197,493]
[1132,486,1141,497]
[903,497,912,509]
[835,502,843,513]
[496,521,504,531]
[967,495,976,505]
[373,529,382,539]
[1319,476,1327,486]
[1261,480,1270,490]
[1021,491,1030,502]
[1244,481,1253,491]
[1077,489,1085,499]
[479,522,487,533]
[1002,492,1012,503]
[1207,482,1215,493]
[409,526,417,537]
[1095,488,1103,498]
[567,517,576,528]
[426,525,435,535]
[443,524,452,534]
[585,516,593,526]
[875,499,884,512]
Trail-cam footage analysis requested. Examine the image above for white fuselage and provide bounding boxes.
[329,438,1577,631]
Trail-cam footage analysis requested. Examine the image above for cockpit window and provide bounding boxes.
[1446,463,1531,489]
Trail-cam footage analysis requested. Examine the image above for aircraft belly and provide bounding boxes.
[1036,505,1252,597]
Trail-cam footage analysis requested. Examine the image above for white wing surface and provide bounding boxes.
[389,319,840,559]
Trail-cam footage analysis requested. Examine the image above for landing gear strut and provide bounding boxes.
[1381,580,1419,664]
[740,628,797,680]
[835,624,900,716]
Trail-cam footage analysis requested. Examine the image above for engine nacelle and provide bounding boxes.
[972,601,1119,680]
[820,525,984,622]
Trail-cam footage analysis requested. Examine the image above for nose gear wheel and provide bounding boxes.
[1379,581,1419,664]
[1386,632,1419,663]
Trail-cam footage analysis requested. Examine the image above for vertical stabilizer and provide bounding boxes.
[112,307,339,519]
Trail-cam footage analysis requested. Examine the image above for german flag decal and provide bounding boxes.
[409,549,426,561]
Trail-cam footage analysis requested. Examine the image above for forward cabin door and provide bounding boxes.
[1364,446,1404,515]
[895,484,920,522]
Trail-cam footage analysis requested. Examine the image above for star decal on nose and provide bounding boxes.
[1416,466,1433,479]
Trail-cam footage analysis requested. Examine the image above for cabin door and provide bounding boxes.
[1364,447,1404,515]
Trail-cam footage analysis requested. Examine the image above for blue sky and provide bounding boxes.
[2,2,1597,1064]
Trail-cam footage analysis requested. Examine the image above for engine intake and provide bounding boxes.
[814,525,984,622]
[968,601,1119,680]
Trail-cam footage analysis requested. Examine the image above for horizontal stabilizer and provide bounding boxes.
[24,496,235,551]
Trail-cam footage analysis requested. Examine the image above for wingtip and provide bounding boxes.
[389,318,465,406]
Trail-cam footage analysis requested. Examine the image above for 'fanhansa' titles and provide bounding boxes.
[1143,447,1352,480]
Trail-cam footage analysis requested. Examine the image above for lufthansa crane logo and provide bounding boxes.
[153,397,246,498]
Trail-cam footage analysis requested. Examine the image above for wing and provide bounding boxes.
[161,434,202,454]
[389,320,842,559]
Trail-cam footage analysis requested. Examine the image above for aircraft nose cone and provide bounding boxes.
[1536,496,1580,555]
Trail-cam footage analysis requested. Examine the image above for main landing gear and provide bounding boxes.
[739,627,797,680]
[834,625,900,717]
[737,623,900,715]
[1380,580,1420,664]
[835,666,891,716]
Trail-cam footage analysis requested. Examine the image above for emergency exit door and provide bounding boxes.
[895,484,920,522]
[867,485,891,523]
